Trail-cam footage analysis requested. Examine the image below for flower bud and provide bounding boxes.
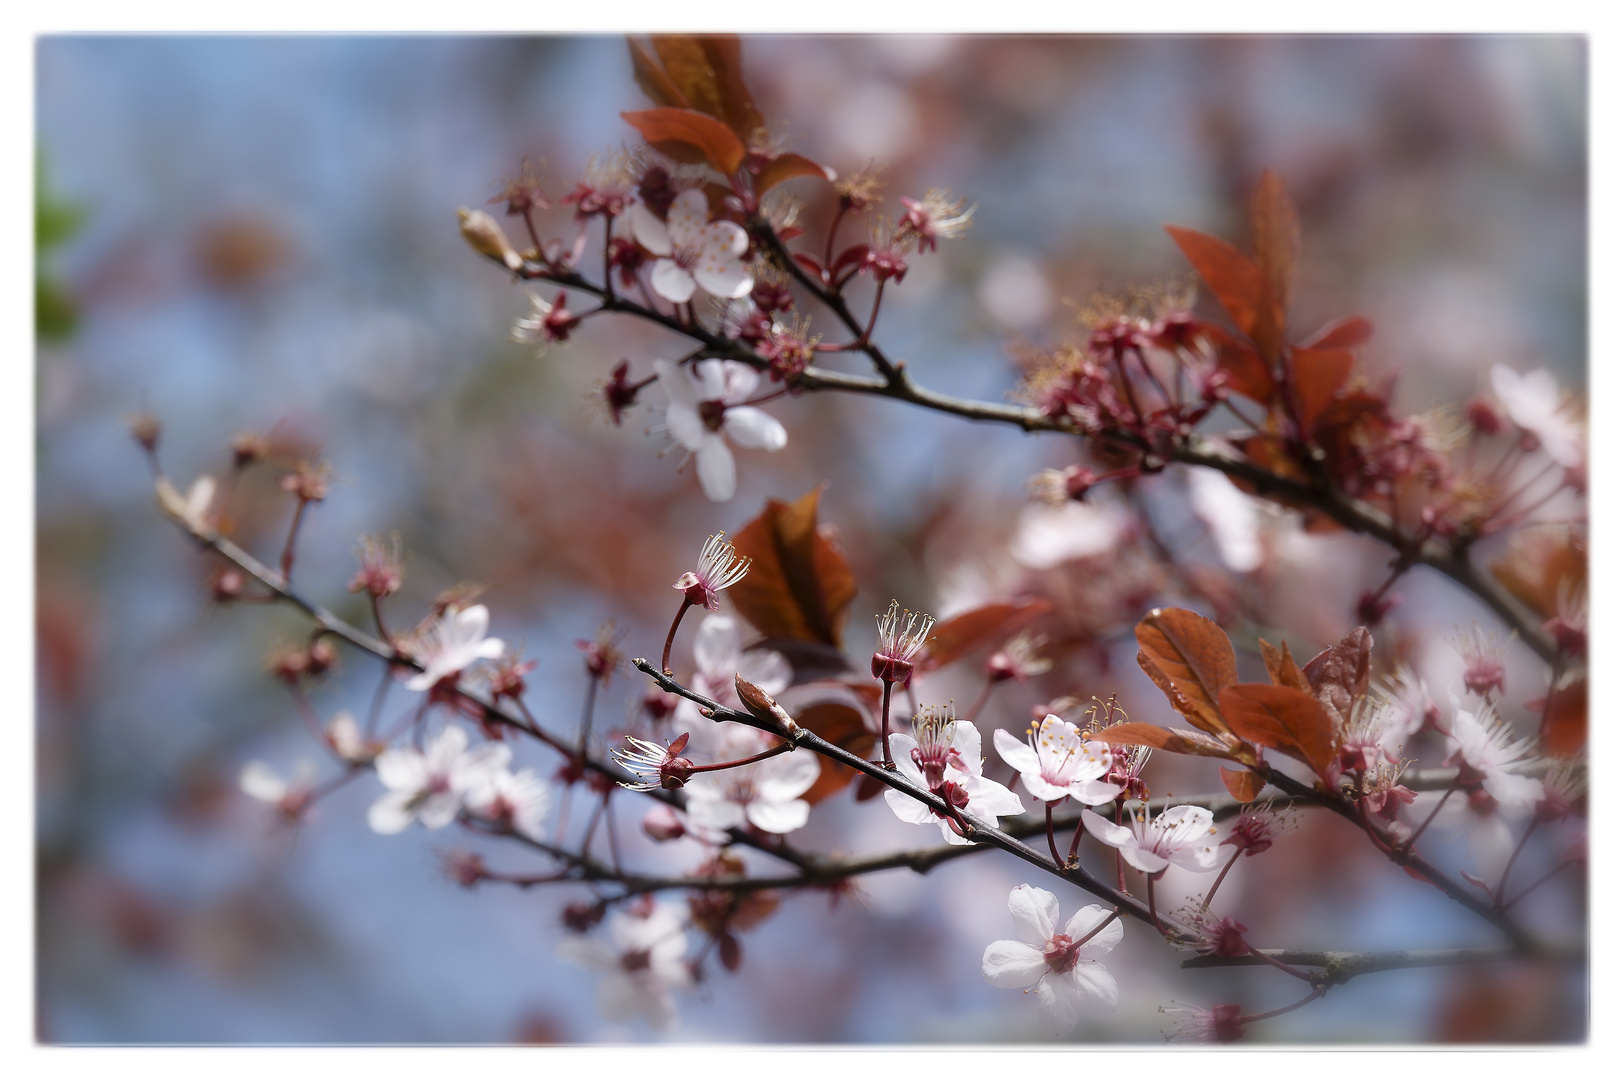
[457,206,523,271]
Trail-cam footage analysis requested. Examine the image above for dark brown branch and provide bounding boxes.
[1182,943,1584,984]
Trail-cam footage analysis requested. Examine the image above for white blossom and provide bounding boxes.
[993,713,1119,805]
[885,707,1024,845]
[1490,364,1584,470]
[464,766,551,840]
[1444,700,1543,812]
[683,749,821,835]
[556,901,693,1031]
[404,605,506,692]
[630,189,753,303]
[1081,804,1222,875]
[982,884,1122,1036]
[367,727,509,835]
[655,358,787,502]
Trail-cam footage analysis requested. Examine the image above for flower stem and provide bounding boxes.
[577,674,599,753]
[1203,848,1244,908]
[878,679,895,769]
[1247,944,1314,982]
[1502,858,1578,912]
[1494,815,1543,909]
[660,597,694,676]
[688,740,794,774]
[961,678,995,725]
[279,497,309,583]
[1407,778,1459,847]
[1147,872,1165,934]
[1238,986,1327,1026]
[1045,802,1064,869]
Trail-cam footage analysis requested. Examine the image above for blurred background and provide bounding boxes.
[35,35,1586,1043]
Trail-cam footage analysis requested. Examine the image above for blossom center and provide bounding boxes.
[698,399,728,433]
[1042,934,1083,973]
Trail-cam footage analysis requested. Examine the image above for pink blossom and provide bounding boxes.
[682,749,821,835]
[655,358,787,502]
[630,189,753,304]
[885,706,1023,845]
[404,604,506,692]
[555,901,692,1031]
[1081,804,1222,875]
[1490,364,1584,470]
[992,713,1119,805]
[367,726,509,835]
[673,532,751,611]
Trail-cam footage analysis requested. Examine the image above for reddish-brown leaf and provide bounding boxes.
[1491,528,1586,621]
[1290,348,1355,432]
[1302,314,1373,352]
[1221,768,1266,803]
[1541,676,1587,756]
[756,152,836,194]
[1208,326,1275,404]
[696,35,765,141]
[1301,627,1372,729]
[1094,723,1234,758]
[651,36,728,123]
[796,702,875,804]
[1135,607,1239,738]
[621,108,746,176]
[1249,170,1299,363]
[920,598,1052,672]
[728,486,857,648]
[628,37,690,109]
[1165,225,1264,339]
[1259,638,1312,694]
[1220,683,1336,778]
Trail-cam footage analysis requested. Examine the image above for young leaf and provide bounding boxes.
[1302,314,1373,352]
[629,37,690,109]
[1258,638,1312,694]
[1094,722,1234,758]
[1301,626,1373,729]
[1540,676,1586,756]
[621,107,747,176]
[1290,347,1355,432]
[1491,528,1586,621]
[1165,225,1264,340]
[1220,768,1266,803]
[795,702,876,804]
[920,598,1051,672]
[651,36,730,123]
[696,35,765,142]
[1219,683,1336,778]
[1135,607,1239,738]
[756,152,836,194]
[1209,327,1275,404]
[1249,170,1300,363]
[728,486,857,648]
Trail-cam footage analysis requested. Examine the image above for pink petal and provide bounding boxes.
[650,259,697,303]
[981,939,1047,988]
[694,437,737,502]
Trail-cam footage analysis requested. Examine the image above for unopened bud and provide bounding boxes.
[129,413,162,454]
[305,639,338,678]
[458,207,524,271]
[561,901,607,934]
[231,432,268,468]
[735,674,801,737]
[871,654,913,684]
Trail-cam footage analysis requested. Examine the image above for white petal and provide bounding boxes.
[699,219,749,260]
[1031,976,1082,1037]
[367,790,418,835]
[1008,883,1059,945]
[1063,961,1120,1014]
[883,786,938,825]
[653,358,697,409]
[756,751,822,801]
[694,262,754,300]
[946,721,984,777]
[650,259,697,304]
[694,359,728,401]
[666,401,707,452]
[1068,778,1126,806]
[722,407,787,450]
[417,792,462,830]
[746,796,810,834]
[695,437,737,502]
[993,728,1040,774]
[453,604,490,644]
[966,774,1025,819]
[1080,809,1133,849]
[719,361,760,402]
[554,936,616,972]
[692,614,742,676]
[665,189,710,248]
[1484,771,1544,812]
[683,789,747,832]
[373,748,427,792]
[629,202,673,256]
[981,939,1047,988]
[1120,847,1171,875]
[1063,906,1123,957]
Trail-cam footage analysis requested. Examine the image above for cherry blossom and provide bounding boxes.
[1443,700,1543,812]
[613,733,695,792]
[1161,1001,1246,1044]
[897,188,975,253]
[872,599,935,684]
[885,706,1023,845]
[673,532,752,611]
[993,713,1119,805]
[325,711,372,763]
[404,604,506,692]
[630,188,753,304]
[464,765,551,840]
[1405,787,1525,875]
[239,759,317,819]
[1081,804,1222,875]
[510,289,579,353]
[154,474,216,533]
[674,613,791,752]
[682,749,821,834]
[655,358,787,502]
[1489,363,1584,470]
[555,901,693,1031]
[367,726,510,835]
[981,884,1121,1036]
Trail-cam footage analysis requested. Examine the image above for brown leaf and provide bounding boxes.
[1249,170,1299,363]
[1258,639,1312,694]
[1301,627,1372,729]
[696,35,765,142]
[1221,768,1266,803]
[796,702,875,804]
[621,107,746,176]
[1302,314,1373,351]
[1541,676,1586,755]
[921,598,1051,672]
[629,37,690,109]
[728,486,857,648]
[1094,722,1234,758]
[1210,327,1275,404]
[1491,528,1586,621]
[1135,607,1239,738]
[1165,225,1264,339]
[1290,347,1355,432]
[756,152,836,193]
[1220,683,1336,778]
[652,36,728,122]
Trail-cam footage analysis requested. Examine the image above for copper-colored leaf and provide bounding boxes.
[1221,768,1266,803]
[621,107,746,176]
[1541,676,1587,756]
[1220,683,1336,778]
[1491,528,1586,621]
[1135,607,1239,738]
[1165,224,1264,339]
[1290,348,1355,432]
[1094,722,1234,758]
[651,36,728,123]
[920,598,1051,672]
[1301,627,1372,729]
[696,35,765,142]
[728,487,857,648]
[1249,170,1299,363]
[796,702,875,804]
[1258,639,1312,694]
[1210,327,1275,404]
[756,152,836,194]
[1302,314,1373,352]
[629,38,690,109]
